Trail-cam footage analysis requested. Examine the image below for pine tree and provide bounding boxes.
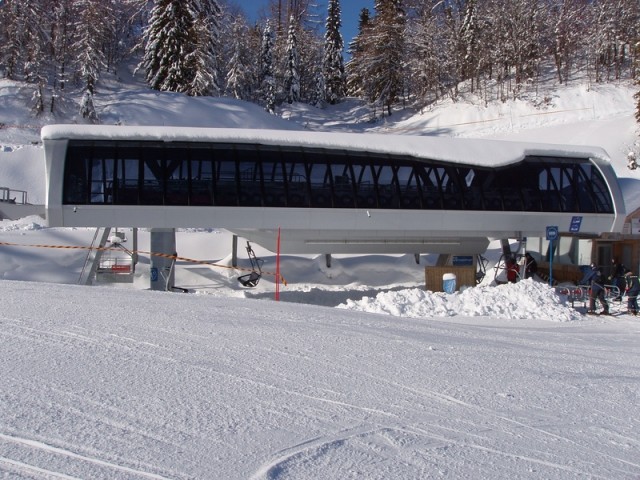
[248,24,265,102]
[459,0,483,92]
[186,0,221,96]
[635,41,640,124]
[139,0,197,93]
[323,0,345,104]
[345,8,372,98]
[74,0,109,96]
[186,14,217,96]
[260,22,276,113]
[406,2,442,104]
[293,24,323,103]
[21,0,48,114]
[367,0,405,116]
[79,88,99,123]
[50,0,75,95]
[311,72,326,107]
[74,0,113,121]
[284,16,300,103]
[225,17,252,100]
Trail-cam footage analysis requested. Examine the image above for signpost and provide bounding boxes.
[546,226,559,286]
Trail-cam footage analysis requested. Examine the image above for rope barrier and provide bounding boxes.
[0,240,287,286]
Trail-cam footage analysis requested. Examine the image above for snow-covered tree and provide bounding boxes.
[260,22,276,113]
[74,0,114,120]
[586,0,639,83]
[0,0,25,80]
[139,0,198,93]
[635,40,640,124]
[21,0,48,114]
[186,0,221,96]
[406,2,444,103]
[225,16,252,100]
[103,0,140,73]
[459,0,482,91]
[74,0,110,95]
[0,0,47,83]
[50,0,75,95]
[79,88,99,123]
[292,24,323,103]
[345,8,372,98]
[284,16,300,103]
[367,0,406,115]
[265,0,319,33]
[547,0,584,84]
[323,0,345,104]
[311,71,326,107]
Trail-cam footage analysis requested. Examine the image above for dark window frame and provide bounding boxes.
[61,140,615,214]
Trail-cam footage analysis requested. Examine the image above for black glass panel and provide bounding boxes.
[62,141,615,215]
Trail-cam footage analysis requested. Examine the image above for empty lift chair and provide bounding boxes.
[96,230,136,283]
[238,241,264,287]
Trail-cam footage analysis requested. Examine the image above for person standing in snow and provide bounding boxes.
[587,263,609,315]
[524,252,538,279]
[624,269,640,315]
[608,258,625,300]
[505,256,519,283]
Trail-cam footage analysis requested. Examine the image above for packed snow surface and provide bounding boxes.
[1,277,639,479]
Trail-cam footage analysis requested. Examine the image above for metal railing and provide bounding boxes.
[0,187,28,205]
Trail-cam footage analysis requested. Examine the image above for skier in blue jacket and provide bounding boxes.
[586,263,609,315]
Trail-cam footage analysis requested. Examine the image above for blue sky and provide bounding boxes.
[239,0,375,46]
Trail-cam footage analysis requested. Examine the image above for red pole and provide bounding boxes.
[275,227,281,301]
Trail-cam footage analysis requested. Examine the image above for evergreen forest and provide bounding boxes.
[0,0,638,123]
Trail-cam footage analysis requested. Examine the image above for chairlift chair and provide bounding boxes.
[95,230,135,282]
[475,254,488,284]
[238,242,264,287]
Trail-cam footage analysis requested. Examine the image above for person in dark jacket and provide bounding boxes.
[609,258,626,300]
[524,252,538,279]
[624,269,640,315]
[587,263,609,315]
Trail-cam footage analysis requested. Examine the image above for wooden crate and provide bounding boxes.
[537,263,584,285]
[425,266,477,292]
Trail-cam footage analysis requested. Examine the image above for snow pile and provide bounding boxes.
[0,215,46,232]
[339,279,582,321]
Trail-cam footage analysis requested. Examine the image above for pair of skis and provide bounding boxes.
[586,310,636,317]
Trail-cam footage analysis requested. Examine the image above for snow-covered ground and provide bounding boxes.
[0,72,639,478]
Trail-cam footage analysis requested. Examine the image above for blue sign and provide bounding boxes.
[546,226,559,241]
[150,267,158,282]
[452,255,474,266]
[569,216,582,233]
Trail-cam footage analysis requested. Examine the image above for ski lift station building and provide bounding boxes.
[41,125,626,288]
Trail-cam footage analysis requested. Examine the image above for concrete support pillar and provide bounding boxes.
[232,235,238,267]
[150,228,176,291]
[501,238,512,256]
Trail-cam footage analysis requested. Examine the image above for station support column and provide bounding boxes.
[149,228,176,291]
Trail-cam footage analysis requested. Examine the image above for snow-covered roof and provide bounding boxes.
[41,125,611,168]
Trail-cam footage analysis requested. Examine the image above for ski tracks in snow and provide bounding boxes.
[0,433,173,479]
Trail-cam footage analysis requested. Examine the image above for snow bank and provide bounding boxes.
[339,279,582,321]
